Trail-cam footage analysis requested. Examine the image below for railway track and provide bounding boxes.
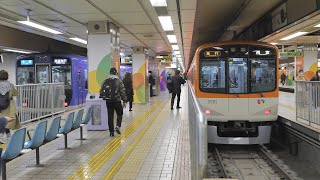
[207,144,302,180]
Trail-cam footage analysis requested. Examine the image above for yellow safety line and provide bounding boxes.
[68,101,162,180]
[279,103,295,111]
[102,101,168,179]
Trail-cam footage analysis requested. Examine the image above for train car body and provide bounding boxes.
[188,42,279,144]
[16,54,88,107]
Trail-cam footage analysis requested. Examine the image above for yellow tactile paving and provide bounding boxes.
[103,101,169,179]
[67,101,163,180]
[279,103,295,111]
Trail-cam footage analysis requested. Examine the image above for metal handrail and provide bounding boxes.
[296,81,320,126]
[15,83,65,124]
[187,81,207,180]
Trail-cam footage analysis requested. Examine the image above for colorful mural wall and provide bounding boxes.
[303,51,318,80]
[159,64,166,91]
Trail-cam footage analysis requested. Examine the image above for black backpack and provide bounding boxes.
[99,78,118,101]
[0,92,10,112]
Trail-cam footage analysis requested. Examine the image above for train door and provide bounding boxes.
[77,68,83,107]
[35,64,50,83]
[227,57,249,116]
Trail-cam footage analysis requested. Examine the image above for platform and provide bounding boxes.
[279,91,320,140]
[4,88,191,180]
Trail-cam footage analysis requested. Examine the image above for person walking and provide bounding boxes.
[280,73,286,85]
[99,68,127,137]
[148,71,154,97]
[170,70,186,110]
[0,70,21,138]
[123,72,134,111]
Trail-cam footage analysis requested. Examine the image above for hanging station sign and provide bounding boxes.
[156,54,172,63]
[280,52,303,57]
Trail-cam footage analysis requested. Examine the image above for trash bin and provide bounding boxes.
[86,93,108,131]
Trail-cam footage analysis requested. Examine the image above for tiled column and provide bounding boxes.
[87,22,120,93]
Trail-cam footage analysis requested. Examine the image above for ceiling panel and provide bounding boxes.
[108,12,151,25]
[59,26,87,37]
[35,0,100,14]
[68,13,108,23]
[31,14,80,27]
[122,24,157,33]
[0,1,58,16]
[121,33,137,41]
[181,10,195,23]
[0,0,27,6]
[89,0,143,12]
[180,0,197,10]
[135,33,162,40]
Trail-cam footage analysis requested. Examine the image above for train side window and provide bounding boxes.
[250,59,276,93]
[199,60,226,93]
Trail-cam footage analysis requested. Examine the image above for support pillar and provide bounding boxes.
[132,47,148,103]
[159,63,166,92]
[87,21,120,93]
[302,44,318,80]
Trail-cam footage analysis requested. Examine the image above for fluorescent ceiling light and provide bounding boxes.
[174,51,180,55]
[158,16,174,31]
[270,42,278,45]
[150,0,167,6]
[315,23,320,27]
[69,37,87,44]
[172,45,179,50]
[156,56,163,58]
[3,48,32,54]
[280,32,308,40]
[18,21,63,34]
[176,54,181,58]
[167,35,177,43]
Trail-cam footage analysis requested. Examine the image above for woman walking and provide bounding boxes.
[123,72,134,111]
[0,70,21,137]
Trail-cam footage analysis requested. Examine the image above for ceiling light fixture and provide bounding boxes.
[158,16,174,31]
[69,37,87,44]
[270,42,278,45]
[172,45,179,50]
[167,35,177,43]
[18,21,63,34]
[315,23,320,27]
[150,0,167,6]
[3,48,32,54]
[280,32,308,40]
[174,51,180,55]
[176,54,181,58]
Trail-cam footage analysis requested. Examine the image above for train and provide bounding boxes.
[16,54,88,107]
[188,42,279,144]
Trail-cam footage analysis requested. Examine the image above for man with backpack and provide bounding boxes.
[99,68,127,137]
[169,70,186,110]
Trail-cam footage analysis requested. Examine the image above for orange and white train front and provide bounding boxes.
[189,42,279,144]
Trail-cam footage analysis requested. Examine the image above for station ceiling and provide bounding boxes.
[0,0,284,67]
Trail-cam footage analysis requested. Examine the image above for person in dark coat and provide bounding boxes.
[123,72,134,111]
[280,73,286,85]
[170,70,186,110]
[311,70,320,81]
[148,71,154,97]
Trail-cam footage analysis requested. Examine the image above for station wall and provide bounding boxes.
[0,53,18,84]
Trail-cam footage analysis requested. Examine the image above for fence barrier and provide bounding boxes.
[15,83,65,124]
[296,81,320,126]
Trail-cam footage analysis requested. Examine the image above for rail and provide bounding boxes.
[187,81,207,180]
[15,83,65,124]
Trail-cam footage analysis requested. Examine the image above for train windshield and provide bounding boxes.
[199,44,277,94]
[52,66,72,85]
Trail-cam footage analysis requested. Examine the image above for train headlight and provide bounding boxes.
[265,110,271,115]
[205,110,211,115]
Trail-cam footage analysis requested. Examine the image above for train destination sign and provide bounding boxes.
[204,51,221,57]
[280,52,303,57]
